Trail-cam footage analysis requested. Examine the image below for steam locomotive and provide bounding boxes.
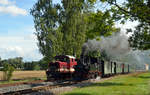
[46,55,130,81]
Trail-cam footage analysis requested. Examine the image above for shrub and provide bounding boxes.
[2,64,15,81]
[33,64,40,70]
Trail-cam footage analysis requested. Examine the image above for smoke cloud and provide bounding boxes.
[83,32,150,68]
[84,32,131,60]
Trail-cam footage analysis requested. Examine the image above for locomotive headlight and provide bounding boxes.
[70,68,75,72]
[57,68,64,72]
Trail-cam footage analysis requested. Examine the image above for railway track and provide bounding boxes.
[0,77,112,95]
[0,72,140,95]
[0,80,81,95]
[1,85,58,95]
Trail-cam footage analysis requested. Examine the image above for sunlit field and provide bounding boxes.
[62,72,150,95]
[0,71,46,84]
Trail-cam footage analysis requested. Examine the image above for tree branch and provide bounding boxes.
[108,1,150,24]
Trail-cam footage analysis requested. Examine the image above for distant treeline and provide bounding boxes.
[0,57,48,70]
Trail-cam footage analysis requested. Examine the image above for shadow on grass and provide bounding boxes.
[88,82,133,87]
[64,93,91,95]
[138,76,150,79]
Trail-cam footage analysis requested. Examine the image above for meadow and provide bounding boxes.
[0,71,46,84]
[62,72,150,95]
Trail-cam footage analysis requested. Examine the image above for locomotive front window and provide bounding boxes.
[55,56,69,62]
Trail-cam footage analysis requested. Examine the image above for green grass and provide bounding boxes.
[0,77,46,85]
[62,72,150,95]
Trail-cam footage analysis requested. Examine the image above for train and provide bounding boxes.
[46,55,130,81]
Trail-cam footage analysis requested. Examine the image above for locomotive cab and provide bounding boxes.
[54,55,77,73]
[46,55,77,80]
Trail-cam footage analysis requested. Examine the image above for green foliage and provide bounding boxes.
[62,72,150,95]
[0,57,47,71]
[23,58,48,70]
[31,0,92,60]
[31,0,63,61]
[88,50,101,58]
[86,10,119,40]
[102,0,150,50]
[60,0,88,58]
[0,57,2,69]
[1,57,23,69]
[39,57,49,70]
[88,0,97,3]
[31,0,119,61]
[33,64,40,70]
[2,63,15,81]
[24,61,40,70]
[128,22,150,50]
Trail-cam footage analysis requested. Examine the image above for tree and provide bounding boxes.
[2,63,15,81]
[31,0,119,61]
[7,57,23,69]
[31,0,63,61]
[24,61,40,70]
[99,0,150,50]
[86,10,120,40]
[39,57,49,70]
[0,57,2,68]
[31,0,93,60]
[23,62,32,70]
[60,0,87,58]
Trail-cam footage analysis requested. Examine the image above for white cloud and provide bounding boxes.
[0,46,24,58]
[0,5,27,16]
[0,45,42,61]
[6,46,24,56]
[0,0,27,16]
[0,27,43,61]
[0,0,11,5]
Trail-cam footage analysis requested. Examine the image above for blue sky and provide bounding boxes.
[0,0,138,61]
[0,0,63,61]
[0,0,41,61]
